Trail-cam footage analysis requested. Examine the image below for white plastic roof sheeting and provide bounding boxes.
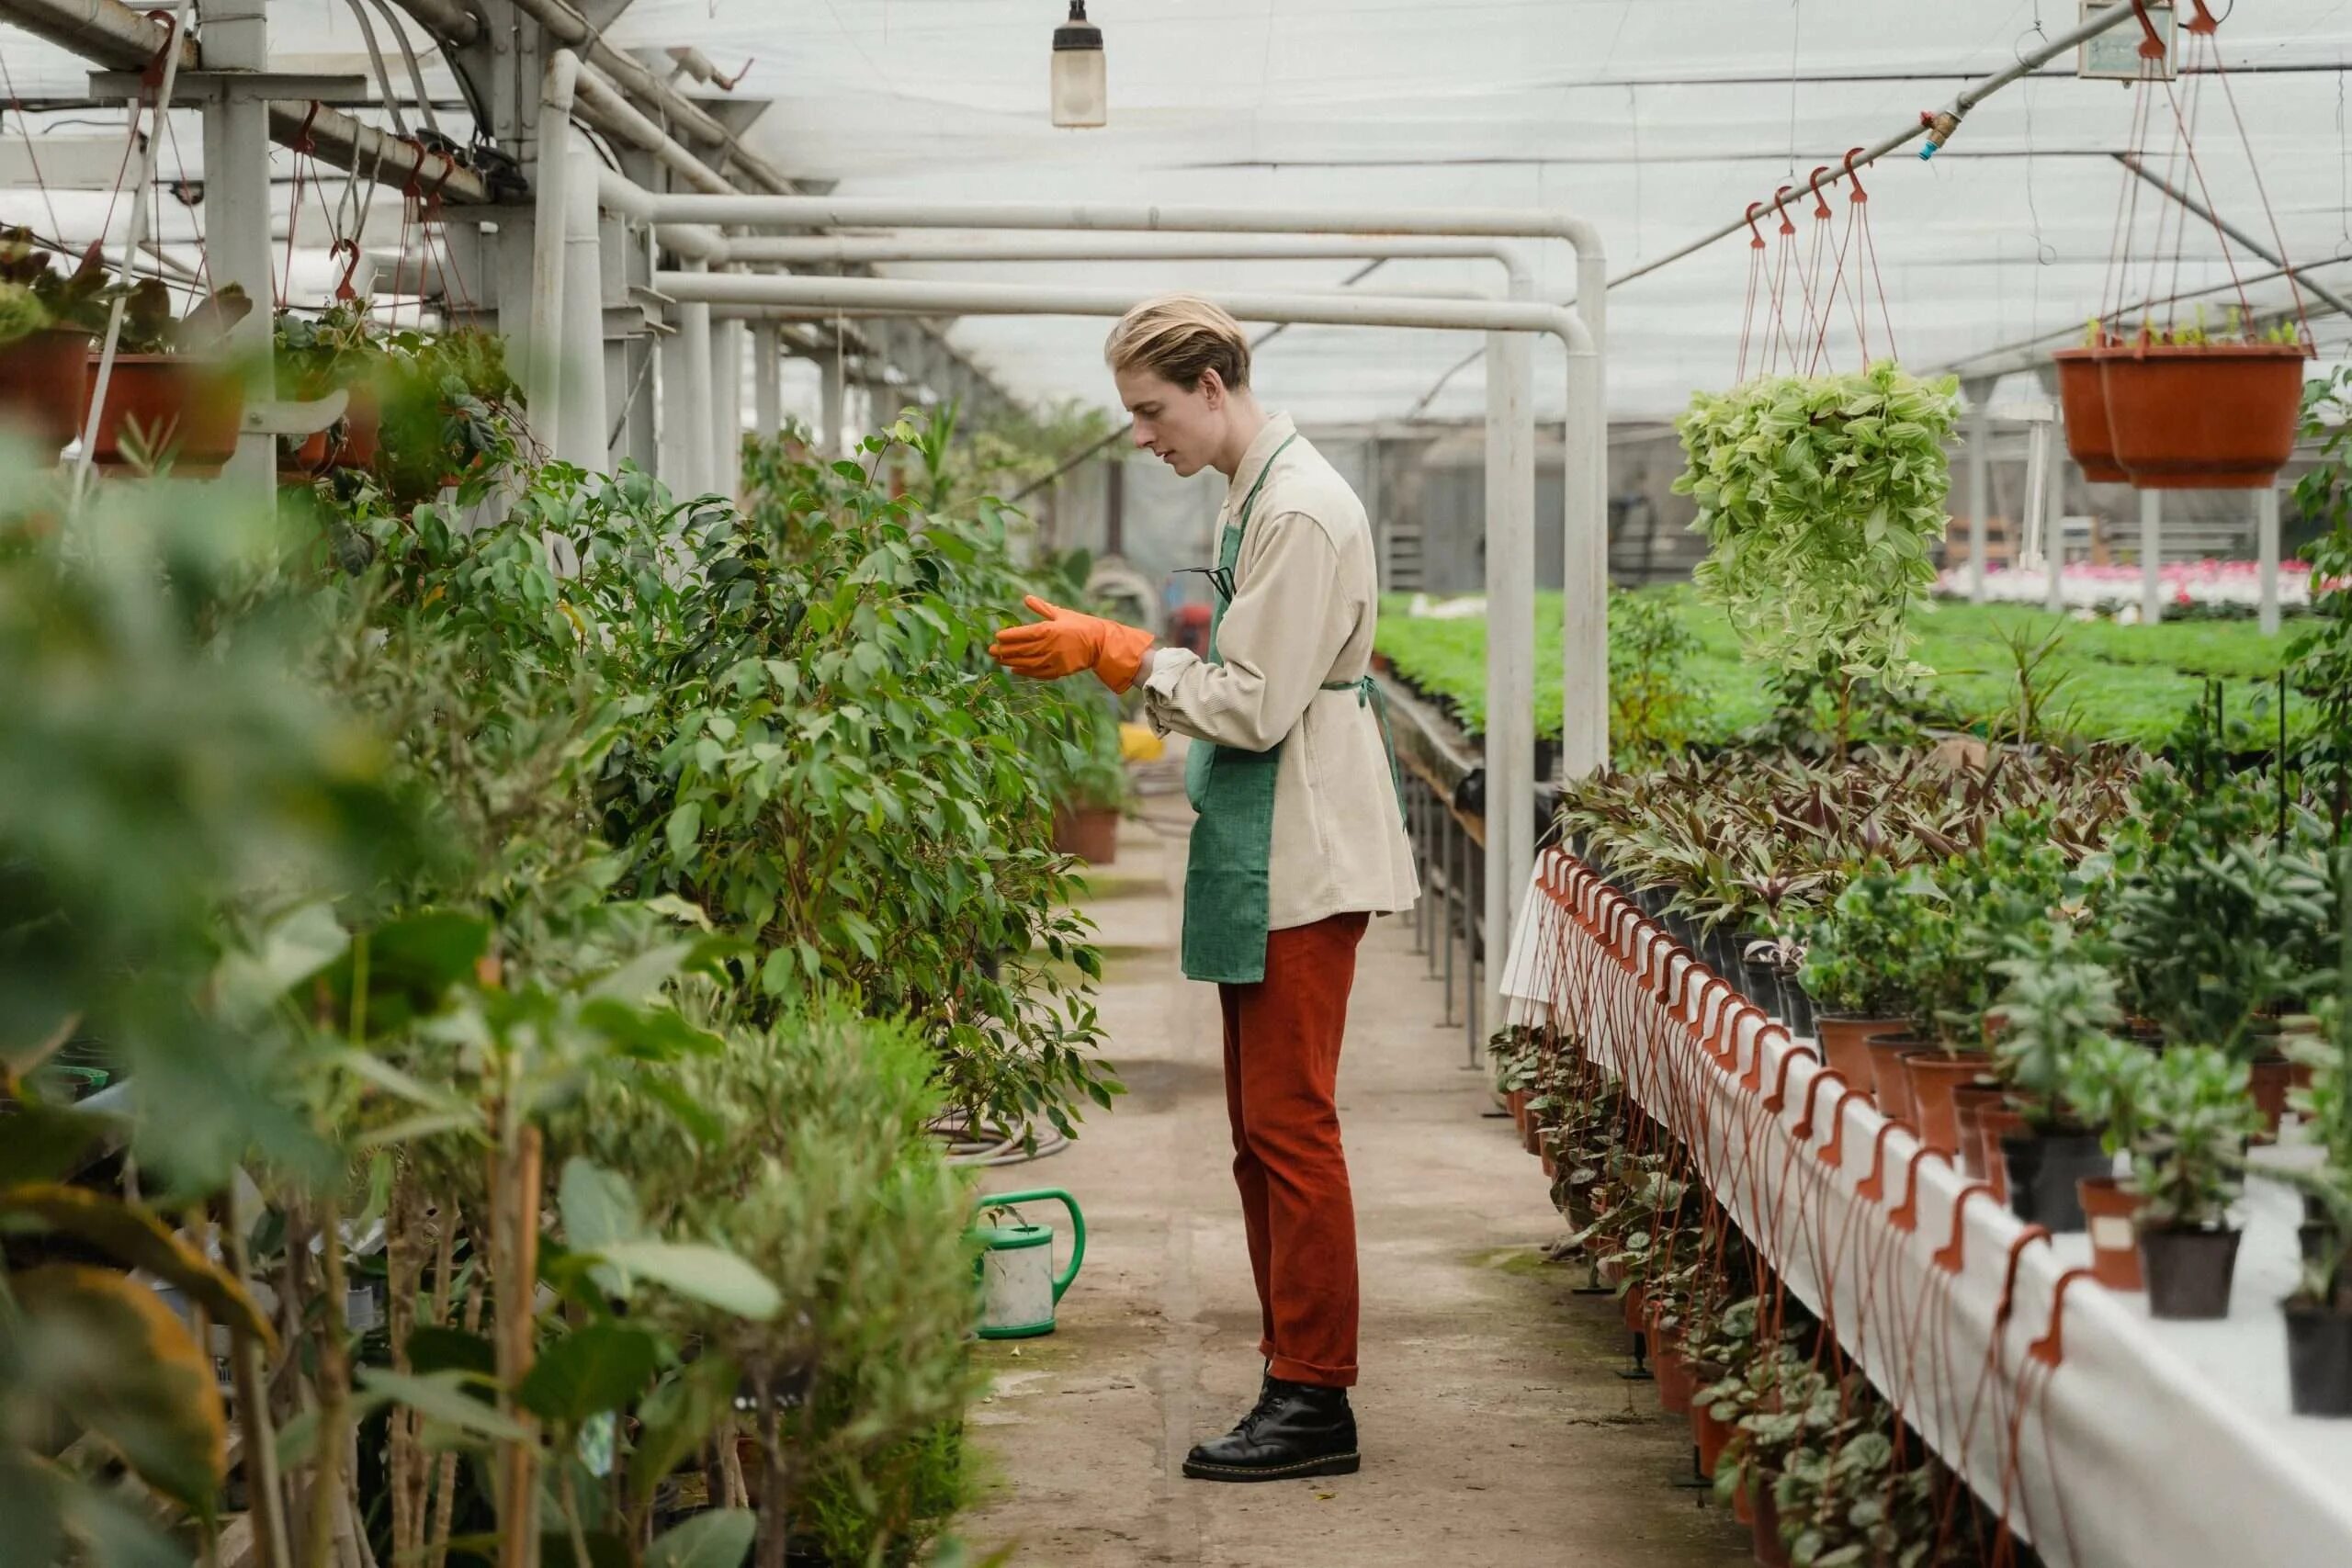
[2,2,2348,420]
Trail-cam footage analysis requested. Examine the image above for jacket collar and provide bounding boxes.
[1223,411,1296,514]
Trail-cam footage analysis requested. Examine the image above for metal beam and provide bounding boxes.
[2113,152,2352,323]
[386,0,481,49]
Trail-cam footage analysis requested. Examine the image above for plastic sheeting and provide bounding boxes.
[2,2,2348,417]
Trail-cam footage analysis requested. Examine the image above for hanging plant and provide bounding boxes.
[1674,360,1961,742]
[85,277,253,476]
[0,231,103,456]
[2089,310,2312,491]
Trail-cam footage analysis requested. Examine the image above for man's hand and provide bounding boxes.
[989,595,1155,694]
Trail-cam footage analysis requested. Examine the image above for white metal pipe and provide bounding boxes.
[2043,441,2067,615]
[1484,329,1535,1034]
[655,272,1590,353]
[595,173,729,263]
[2257,486,2281,637]
[754,324,781,440]
[712,319,743,497]
[2141,491,2165,625]
[1966,396,1991,603]
[816,344,844,460]
[574,66,733,197]
[2020,420,2052,574]
[680,260,714,497]
[528,51,582,458]
[718,233,1536,270]
[559,129,607,469]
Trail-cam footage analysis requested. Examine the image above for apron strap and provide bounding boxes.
[1320,674,1408,829]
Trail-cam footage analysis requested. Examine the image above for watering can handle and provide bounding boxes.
[981,1188,1086,1303]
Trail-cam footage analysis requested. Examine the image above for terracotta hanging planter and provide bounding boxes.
[1750,1479,1791,1568]
[2052,346,2129,482]
[2097,341,2310,491]
[86,354,243,476]
[1653,1342,1695,1416]
[1508,1087,1530,1139]
[2076,1176,2144,1292]
[0,327,92,457]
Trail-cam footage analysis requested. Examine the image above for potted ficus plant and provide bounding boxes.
[2096,309,2313,491]
[373,325,526,506]
[0,228,104,455]
[2129,1044,2263,1319]
[86,276,253,475]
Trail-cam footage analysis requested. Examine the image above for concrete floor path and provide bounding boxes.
[966,779,1748,1568]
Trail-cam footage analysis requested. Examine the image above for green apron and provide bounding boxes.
[1181,435,1408,985]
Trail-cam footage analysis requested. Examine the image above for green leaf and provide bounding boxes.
[628,1355,739,1507]
[592,1241,781,1321]
[647,1509,755,1568]
[356,1367,530,1441]
[666,801,704,858]
[405,1325,499,1379]
[517,1324,660,1426]
[559,1157,644,1251]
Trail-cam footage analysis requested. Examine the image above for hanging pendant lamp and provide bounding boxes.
[1050,2,1106,128]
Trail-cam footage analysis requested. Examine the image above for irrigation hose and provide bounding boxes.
[933,1116,1071,1168]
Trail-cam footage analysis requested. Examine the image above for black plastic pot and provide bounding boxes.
[2140,1226,2241,1320]
[1780,978,1817,1040]
[1998,1131,2112,1232]
[2284,1302,2352,1416]
[2301,1222,2333,1270]
[1739,955,1785,1021]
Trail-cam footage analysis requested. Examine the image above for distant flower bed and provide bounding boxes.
[1938,558,2343,616]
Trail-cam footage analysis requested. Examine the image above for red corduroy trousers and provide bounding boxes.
[1216,910,1368,1388]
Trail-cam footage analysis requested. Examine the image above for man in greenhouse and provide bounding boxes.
[990,294,1417,1483]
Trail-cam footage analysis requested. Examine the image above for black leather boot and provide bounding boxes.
[1182,1374,1360,1482]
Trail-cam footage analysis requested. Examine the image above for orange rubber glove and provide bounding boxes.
[989,595,1155,694]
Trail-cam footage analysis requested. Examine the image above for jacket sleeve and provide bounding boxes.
[1141,510,1345,752]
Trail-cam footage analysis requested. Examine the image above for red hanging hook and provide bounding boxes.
[331,238,361,301]
[1842,146,1870,203]
[1994,1227,2052,1331]
[1888,1146,1951,1234]
[1931,1184,1998,1273]
[1815,1083,1865,1167]
[1773,184,1798,236]
[292,100,322,155]
[1807,164,1835,220]
[2184,0,2221,33]
[140,10,181,93]
[2129,0,2168,60]
[1744,201,1769,250]
[2029,1269,2097,1368]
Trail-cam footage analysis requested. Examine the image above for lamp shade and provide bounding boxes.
[1050,2,1105,128]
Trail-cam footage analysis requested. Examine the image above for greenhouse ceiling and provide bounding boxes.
[3,0,2349,421]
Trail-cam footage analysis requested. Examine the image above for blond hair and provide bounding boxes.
[1103,294,1251,392]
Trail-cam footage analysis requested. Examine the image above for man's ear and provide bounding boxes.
[1198,367,1226,411]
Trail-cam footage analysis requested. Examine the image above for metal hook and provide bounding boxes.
[1744,201,1769,250]
[2130,0,2168,60]
[2030,1269,2098,1368]
[1994,1227,2052,1331]
[1773,184,1798,235]
[1807,164,1835,220]
[1843,146,1870,203]
[331,237,362,301]
[1815,1085,1865,1168]
[1888,1146,1951,1235]
[2184,0,2222,34]
[1932,1184,1998,1273]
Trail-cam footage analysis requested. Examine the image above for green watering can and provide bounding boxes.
[972,1189,1085,1339]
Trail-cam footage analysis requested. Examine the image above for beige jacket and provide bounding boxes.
[1142,413,1420,931]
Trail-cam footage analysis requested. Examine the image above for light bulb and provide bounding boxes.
[1051,1,1106,129]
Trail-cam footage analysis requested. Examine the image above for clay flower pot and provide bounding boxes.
[1621,1283,1647,1333]
[2141,1225,2241,1320]
[86,354,243,475]
[1508,1087,1530,1139]
[1904,1055,1993,1159]
[1816,1015,1907,1100]
[1653,1343,1694,1416]
[2098,341,2309,491]
[0,326,92,456]
[1865,1033,1932,1126]
[2076,1176,2144,1292]
[2052,345,2128,482]
[1979,1108,2028,1204]
[1691,1397,1732,1477]
[2284,1302,2352,1416]
[1951,1085,2007,1181]
[1051,804,1120,863]
[1750,1479,1790,1568]
[2249,1052,2293,1143]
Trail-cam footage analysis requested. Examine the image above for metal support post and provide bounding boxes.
[680,259,714,497]
[711,317,743,497]
[816,344,845,459]
[1966,389,1991,602]
[198,0,273,509]
[2141,491,2165,625]
[2257,486,2282,637]
[1440,806,1457,1027]
[1485,329,1536,1044]
[754,323,781,440]
[2044,441,2068,615]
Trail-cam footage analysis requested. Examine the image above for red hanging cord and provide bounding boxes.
[1738,201,1770,381]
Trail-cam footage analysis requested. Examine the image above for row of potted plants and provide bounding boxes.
[0,230,524,492]
[1492,1023,2003,1567]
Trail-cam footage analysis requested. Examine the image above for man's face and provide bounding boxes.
[1116,367,1223,478]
